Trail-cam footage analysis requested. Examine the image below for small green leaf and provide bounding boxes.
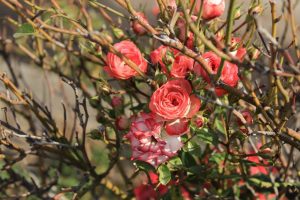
[158,164,171,185]
[112,27,125,39]
[167,157,182,171]
[192,127,217,145]
[88,129,103,140]
[181,151,197,167]
[13,23,35,38]
[214,118,225,134]
[134,160,155,172]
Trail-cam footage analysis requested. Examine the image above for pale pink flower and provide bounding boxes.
[126,113,182,167]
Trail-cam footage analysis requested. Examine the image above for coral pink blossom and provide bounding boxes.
[193,0,225,20]
[126,113,182,167]
[150,46,194,78]
[193,52,239,96]
[131,12,148,36]
[149,79,201,120]
[104,41,147,79]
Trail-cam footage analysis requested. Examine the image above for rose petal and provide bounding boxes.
[186,94,201,118]
[165,118,189,136]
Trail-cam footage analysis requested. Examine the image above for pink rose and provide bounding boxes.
[193,51,239,96]
[131,12,148,36]
[125,112,182,167]
[150,46,194,78]
[149,79,201,120]
[104,40,147,79]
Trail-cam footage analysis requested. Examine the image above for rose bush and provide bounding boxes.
[2,0,300,199]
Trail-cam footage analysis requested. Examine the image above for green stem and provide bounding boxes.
[216,0,236,82]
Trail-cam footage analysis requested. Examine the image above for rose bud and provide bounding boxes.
[230,37,247,61]
[111,96,123,108]
[193,115,204,128]
[150,46,194,78]
[201,0,225,20]
[215,35,247,61]
[131,12,148,36]
[152,4,160,17]
[176,14,197,49]
[149,79,201,120]
[167,0,177,10]
[237,110,253,126]
[115,115,130,130]
[104,40,148,79]
[193,51,239,96]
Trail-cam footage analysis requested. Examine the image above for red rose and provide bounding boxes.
[150,46,194,78]
[131,12,148,36]
[104,40,147,79]
[149,79,201,120]
[193,51,239,96]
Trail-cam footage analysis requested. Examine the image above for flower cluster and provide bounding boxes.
[102,0,241,168]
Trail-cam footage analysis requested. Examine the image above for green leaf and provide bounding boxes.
[158,164,171,185]
[134,160,155,172]
[88,129,104,140]
[192,127,218,145]
[167,157,182,171]
[13,23,35,38]
[181,151,197,167]
[214,118,225,134]
[183,140,202,155]
[112,27,125,39]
